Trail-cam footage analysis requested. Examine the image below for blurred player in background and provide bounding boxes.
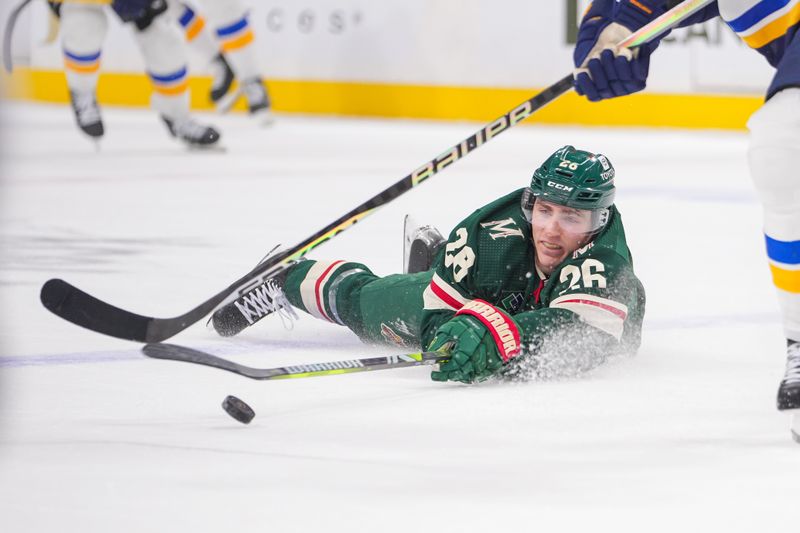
[169,0,272,120]
[571,0,800,413]
[53,0,220,147]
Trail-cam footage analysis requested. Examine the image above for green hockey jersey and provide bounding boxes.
[421,188,645,370]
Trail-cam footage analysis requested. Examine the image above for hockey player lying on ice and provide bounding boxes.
[257,146,645,384]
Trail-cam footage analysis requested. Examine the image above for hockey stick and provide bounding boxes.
[142,343,446,381]
[209,0,716,337]
[3,0,33,73]
[40,0,713,343]
[40,75,573,342]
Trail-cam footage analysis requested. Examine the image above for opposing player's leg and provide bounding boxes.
[129,9,221,147]
[168,1,236,109]
[282,260,432,348]
[747,87,800,413]
[197,0,271,119]
[59,2,107,139]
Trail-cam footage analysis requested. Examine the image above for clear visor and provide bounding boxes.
[522,189,609,235]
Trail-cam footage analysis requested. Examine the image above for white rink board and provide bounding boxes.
[7,0,774,95]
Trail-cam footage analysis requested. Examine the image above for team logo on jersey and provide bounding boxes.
[572,242,594,258]
[480,218,524,240]
[380,321,412,347]
[501,292,525,314]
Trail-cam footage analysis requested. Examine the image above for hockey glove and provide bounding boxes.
[428,300,522,384]
[573,0,666,101]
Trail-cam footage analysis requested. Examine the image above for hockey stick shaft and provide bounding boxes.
[40,76,573,342]
[224,0,715,286]
[3,0,33,73]
[40,0,709,343]
[142,343,446,381]
[211,0,715,337]
[617,0,715,49]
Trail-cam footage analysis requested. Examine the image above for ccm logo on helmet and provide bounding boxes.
[547,181,574,192]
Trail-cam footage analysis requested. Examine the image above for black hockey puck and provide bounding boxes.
[222,395,255,424]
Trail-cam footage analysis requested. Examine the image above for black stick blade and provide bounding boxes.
[41,279,152,342]
[143,343,280,380]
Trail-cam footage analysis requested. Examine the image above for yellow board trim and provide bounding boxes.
[770,264,800,293]
[49,0,111,4]
[0,67,763,130]
[743,2,800,49]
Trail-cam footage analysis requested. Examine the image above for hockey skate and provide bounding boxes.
[403,215,446,274]
[69,90,104,140]
[211,248,300,337]
[212,272,297,336]
[778,340,800,411]
[241,77,273,124]
[778,341,800,444]
[161,115,221,148]
[208,53,237,112]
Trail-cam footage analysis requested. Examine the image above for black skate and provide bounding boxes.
[162,116,221,147]
[212,266,297,337]
[777,340,800,411]
[241,77,273,123]
[403,215,445,274]
[69,90,104,139]
[209,53,236,112]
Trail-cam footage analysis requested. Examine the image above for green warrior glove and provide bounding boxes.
[428,299,522,384]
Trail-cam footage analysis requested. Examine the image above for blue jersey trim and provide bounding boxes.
[178,6,195,28]
[216,17,248,37]
[729,0,793,32]
[63,49,101,63]
[147,67,188,84]
[766,235,800,264]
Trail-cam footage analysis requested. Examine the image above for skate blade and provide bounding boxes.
[402,214,418,274]
[792,411,800,444]
[79,135,102,151]
[185,143,228,154]
[252,108,275,127]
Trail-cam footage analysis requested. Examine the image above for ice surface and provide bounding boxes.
[0,102,797,532]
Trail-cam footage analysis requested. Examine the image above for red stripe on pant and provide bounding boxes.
[314,260,344,322]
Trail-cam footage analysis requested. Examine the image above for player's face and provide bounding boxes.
[531,199,593,275]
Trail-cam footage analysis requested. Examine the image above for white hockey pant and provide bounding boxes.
[195,0,259,81]
[166,0,219,62]
[748,88,800,341]
[132,15,190,122]
[60,3,107,94]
